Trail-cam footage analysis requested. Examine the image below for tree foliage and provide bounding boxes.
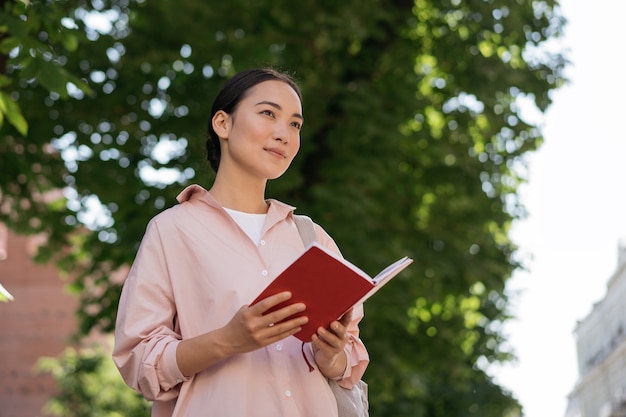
[0,0,92,134]
[38,344,151,417]
[1,0,566,416]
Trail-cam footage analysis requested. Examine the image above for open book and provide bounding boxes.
[250,241,413,342]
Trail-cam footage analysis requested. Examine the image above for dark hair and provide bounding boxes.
[206,68,303,172]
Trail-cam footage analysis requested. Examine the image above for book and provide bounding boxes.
[250,241,413,342]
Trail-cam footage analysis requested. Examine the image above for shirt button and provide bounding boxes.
[276,344,282,351]
[261,270,268,276]
[285,390,292,397]
[260,240,266,245]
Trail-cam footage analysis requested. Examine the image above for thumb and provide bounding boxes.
[339,308,353,326]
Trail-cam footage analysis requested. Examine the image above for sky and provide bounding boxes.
[491,1,626,417]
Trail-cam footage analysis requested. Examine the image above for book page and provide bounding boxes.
[354,257,414,306]
[373,256,412,284]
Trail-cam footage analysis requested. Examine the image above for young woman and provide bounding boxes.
[113,68,369,416]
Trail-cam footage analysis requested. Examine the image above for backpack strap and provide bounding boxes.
[293,214,317,247]
[293,214,319,372]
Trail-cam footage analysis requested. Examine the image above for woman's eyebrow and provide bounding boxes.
[256,100,304,121]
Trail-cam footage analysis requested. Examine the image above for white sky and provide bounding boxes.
[492,1,626,416]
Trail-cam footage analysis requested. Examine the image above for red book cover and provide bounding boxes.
[251,242,413,342]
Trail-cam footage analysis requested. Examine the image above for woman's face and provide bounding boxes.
[215,80,303,181]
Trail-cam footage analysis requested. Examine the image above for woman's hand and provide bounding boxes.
[176,291,307,377]
[219,291,308,355]
[311,309,352,379]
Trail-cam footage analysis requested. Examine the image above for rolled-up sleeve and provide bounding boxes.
[113,220,189,401]
[336,302,369,388]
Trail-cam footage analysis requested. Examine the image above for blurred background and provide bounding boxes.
[492,1,626,417]
[1,1,623,416]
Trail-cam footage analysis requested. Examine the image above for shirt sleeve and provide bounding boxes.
[112,218,190,401]
[335,302,369,388]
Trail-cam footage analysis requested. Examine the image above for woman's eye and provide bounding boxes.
[291,121,302,130]
[261,110,274,117]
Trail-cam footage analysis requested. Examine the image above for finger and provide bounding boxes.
[312,333,344,356]
[270,315,308,334]
[263,302,306,328]
[264,316,308,343]
[328,320,348,340]
[339,308,353,326]
[250,291,293,314]
[315,326,344,349]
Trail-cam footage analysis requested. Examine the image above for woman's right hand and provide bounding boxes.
[176,291,307,377]
[219,291,308,355]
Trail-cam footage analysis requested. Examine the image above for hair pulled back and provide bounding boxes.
[206,68,303,172]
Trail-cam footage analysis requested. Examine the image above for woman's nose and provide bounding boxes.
[273,123,290,143]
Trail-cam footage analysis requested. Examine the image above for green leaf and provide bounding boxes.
[3,14,28,39]
[61,32,79,52]
[0,36,20,54]
[19,57,39,80]
[68,74,94,96]
[0,74,10,88]
[12,1,28,15]
[37,60,70,98]
[0,283,14,302]
[0,91,28,135]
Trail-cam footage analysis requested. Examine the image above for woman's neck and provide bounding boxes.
[209,173,269,214]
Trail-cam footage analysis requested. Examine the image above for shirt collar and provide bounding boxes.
[176,184,296,225]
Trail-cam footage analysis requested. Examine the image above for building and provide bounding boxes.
[565,245,626,417]
[0,224,79,417]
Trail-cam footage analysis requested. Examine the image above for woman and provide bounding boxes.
[113,68,369,416]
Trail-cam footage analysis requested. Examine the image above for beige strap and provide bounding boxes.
[293,214,316,247]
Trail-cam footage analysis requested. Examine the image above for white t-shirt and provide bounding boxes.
[224,207,267,246]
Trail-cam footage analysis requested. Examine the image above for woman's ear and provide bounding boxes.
[212,110,230,139]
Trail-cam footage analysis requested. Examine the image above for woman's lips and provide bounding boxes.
[264,147,286,158]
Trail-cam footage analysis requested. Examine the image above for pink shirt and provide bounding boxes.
[113,185,369,417]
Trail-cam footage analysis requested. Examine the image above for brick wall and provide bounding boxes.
[0,227,79,417]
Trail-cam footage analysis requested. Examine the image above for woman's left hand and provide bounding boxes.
[311,309,352,379]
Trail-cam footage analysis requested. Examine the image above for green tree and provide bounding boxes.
[0,0,92,136]
[38,344,151,417]
[1,1,566,416]
[0,0,93,301]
